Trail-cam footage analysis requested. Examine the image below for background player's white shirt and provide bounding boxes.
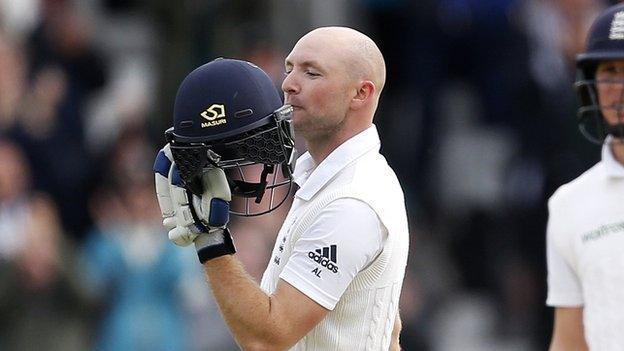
[547,137,624,350]
[260,125,409,351]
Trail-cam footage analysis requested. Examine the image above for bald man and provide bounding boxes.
[201,27,409,350]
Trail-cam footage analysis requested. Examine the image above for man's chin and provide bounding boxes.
[292,121,315,137]
[292,122,305,134]
[291,111,306,129]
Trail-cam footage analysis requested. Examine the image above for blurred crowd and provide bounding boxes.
[0,0,618,350]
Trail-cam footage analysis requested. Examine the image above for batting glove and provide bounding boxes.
[153,144,236,263]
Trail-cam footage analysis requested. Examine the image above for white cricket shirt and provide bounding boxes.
[546,137,624,350]
[260,125,410,350]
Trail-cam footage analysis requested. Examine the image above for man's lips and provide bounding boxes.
[286,101,302,109]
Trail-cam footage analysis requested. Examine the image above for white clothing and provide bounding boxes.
[260,125,410,351]
[546,138,624,350]
[0,198,29,259]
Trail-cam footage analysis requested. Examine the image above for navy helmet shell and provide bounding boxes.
[171,58,283,142]
[575,3,624,143]
[578,3,624,78]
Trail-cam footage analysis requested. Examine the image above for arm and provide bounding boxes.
[389,312,402,351]
[153,152,382,349]
[549,307,588,351]
[205,198,386,350]
[153,148,327,350]
[203,255,328,351]
[546,197,586,351]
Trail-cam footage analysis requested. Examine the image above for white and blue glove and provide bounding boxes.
[153,144,236,263]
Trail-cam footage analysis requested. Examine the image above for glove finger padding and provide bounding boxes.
[169,163,193,226]
[155,144,197,246]
[197,167,231,228]
[168,225,197,247]
[162,217,177,231]
[154,143,235,262]
[168,162,206,246]
[154,144,175,228]
[189,169,237,263]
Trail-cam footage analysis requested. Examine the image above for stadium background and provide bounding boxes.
[0,0,616,349]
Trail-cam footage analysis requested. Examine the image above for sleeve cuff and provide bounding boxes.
[546,293,584,307]
[280,260,337,310]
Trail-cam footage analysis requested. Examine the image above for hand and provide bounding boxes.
[154,144,196,245]
[153,144,236,263]
[154,143,177,235]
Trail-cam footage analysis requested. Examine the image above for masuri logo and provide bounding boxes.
[200,104,227,127]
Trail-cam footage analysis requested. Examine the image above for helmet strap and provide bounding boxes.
[228,163,275,203]
[255,164,274,203]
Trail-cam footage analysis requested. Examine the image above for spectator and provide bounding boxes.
[0,138,90,351]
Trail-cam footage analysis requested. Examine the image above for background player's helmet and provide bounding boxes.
[166,58,296,216]
[576,3,624,143]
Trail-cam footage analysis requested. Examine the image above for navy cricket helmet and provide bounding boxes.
[576,3,624,143]
[166,58,296,216]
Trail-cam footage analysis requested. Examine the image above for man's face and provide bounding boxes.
[281,34,354,140]
[596,60,624,126]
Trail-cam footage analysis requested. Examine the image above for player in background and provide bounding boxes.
[154,27,409,350]
[547,3,624,350]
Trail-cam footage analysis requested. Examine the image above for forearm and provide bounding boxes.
[202,255,282,350]
[549,341,589,351]
[549,307,588,351]
[549,335,589,351]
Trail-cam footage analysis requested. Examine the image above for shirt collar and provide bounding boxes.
[293,125,381,200]
[602,136,624,178]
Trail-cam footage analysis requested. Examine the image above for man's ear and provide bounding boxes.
[350,80,375,110]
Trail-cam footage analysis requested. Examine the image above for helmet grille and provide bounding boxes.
[214,120,293,166]
[169,144,209,190]
[233,127,287,164]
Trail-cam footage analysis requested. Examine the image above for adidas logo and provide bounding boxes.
[307,245,339,273]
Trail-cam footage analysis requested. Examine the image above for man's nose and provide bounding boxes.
[281,72,299,96]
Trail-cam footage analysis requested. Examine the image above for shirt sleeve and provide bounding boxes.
[279,198,385,310]
[546,201,584,307]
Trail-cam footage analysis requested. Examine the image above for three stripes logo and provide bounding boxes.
[308,245,339,274]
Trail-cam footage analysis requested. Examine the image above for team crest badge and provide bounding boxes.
[609,11,624,40]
